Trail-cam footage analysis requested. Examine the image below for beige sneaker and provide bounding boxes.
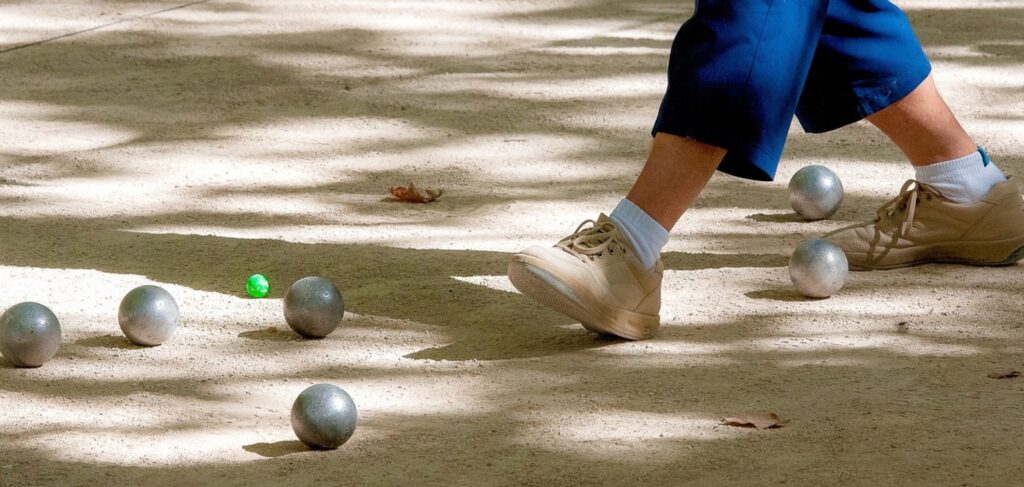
[508,215,662,340]
[826,179,1024,270]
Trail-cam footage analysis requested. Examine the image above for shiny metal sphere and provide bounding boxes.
[118,285,179,346]
[0,302,62,367]
[788,165,844,220]
[291,383,358,450]
[284,277,345,338]
[789,239,849,298]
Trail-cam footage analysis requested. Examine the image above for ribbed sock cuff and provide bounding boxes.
[608,199,669,270]
[914,150,985,182]
[914,147,1006,203]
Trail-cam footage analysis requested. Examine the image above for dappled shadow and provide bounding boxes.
[0,177,35,187]
[3,326,1024,485]
[0,2,1019,267]
[1,1,1023,485]
[0,215,594,361]
[3,249,1024,483]
[908,8,1024,51]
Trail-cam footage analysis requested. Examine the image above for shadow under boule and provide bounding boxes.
[242,441,310,458]
[74,335,148,350]
[745,212,807,223]
[237,328,304,342]
[745,289,822,302]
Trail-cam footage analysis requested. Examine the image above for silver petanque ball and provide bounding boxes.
[118,285,179,346]
[284,277,345,339]
[788,165,844,220]
[789,239,849,298]
[0,302,62,367]
[291,383,358,450]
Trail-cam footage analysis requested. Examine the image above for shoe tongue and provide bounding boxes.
[916,181,944,200]
[594,213,620,238]
[596,213,621,233]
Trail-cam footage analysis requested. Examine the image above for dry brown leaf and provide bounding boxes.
[721,412,788,429]
[388,183,443,203]
[987,370,1020,379]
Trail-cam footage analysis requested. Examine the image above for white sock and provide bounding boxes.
[914,148,1006,203]
[608,199,668,270]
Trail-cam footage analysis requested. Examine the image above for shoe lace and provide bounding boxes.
[557,219,621,259]
[876,179,938,235]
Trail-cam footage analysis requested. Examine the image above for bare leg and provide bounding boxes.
[867,75,976,166]
[625,133,727,230]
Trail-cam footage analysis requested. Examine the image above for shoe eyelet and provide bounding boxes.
[609,248,615,255]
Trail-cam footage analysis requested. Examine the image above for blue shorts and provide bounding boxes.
[652,0,932,181]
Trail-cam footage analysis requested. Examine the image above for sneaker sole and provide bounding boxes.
[849,241,1024,271]
[507,256,659,340]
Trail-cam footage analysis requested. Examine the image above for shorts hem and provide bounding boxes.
[798,62,933,134]
[650,124,778,182]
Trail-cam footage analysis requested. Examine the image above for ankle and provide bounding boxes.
[608,199,669,270]
[913,148,1006,204]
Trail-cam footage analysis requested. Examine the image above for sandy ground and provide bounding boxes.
[1,0,1023,485]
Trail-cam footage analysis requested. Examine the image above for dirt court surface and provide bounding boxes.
[1,1,1023,485]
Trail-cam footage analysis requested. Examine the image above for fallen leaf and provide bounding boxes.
[721,412,788,429]
[389,183,443,203]
[987,370,1020,379]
